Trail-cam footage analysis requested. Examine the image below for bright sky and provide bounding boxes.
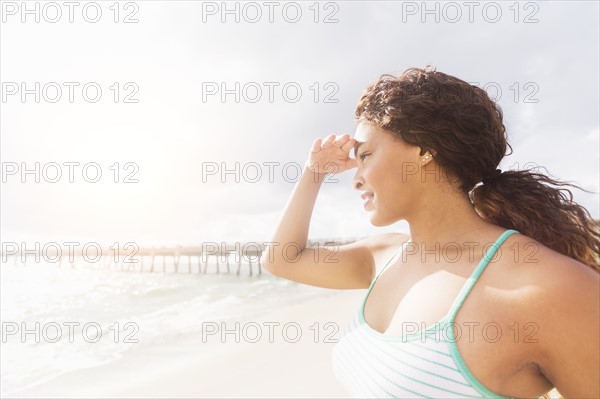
[1,1,598,246]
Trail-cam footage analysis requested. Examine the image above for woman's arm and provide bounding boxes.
[261,134,390,289]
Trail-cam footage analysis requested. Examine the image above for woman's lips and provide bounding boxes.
[360,192,374,201]
[361,192,374,208]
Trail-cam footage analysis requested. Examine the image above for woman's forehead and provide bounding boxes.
[353,121,400,146]
[353,121,412,156]
[353,121,379,143]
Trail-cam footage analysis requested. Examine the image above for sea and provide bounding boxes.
[0,257,339,396]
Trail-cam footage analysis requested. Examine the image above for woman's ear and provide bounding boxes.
[419,147,437,157]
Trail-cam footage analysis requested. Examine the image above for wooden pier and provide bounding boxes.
[1,237,362,277]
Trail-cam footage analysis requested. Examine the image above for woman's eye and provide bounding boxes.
[359,152,370,161]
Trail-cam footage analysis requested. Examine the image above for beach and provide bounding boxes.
[9,288,365,398]
[2,261,564,399]
[6,279,564,399]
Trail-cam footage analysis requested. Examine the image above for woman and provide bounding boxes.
[261,66,599,398]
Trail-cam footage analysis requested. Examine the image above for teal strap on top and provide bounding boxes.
[445,229,520,399]
[446,229,520,323]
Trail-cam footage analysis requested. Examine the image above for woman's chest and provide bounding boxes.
[363,259,552,396]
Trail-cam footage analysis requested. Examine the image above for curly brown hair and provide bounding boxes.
[354,65,600,274]
[354,64,599,399]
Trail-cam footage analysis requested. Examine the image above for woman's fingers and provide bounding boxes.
[321,134,337,148]
[323,133,354,151]
[341,137,357,153]
[310,137,323,153]
[332,134,350,148]
[307,134,357,174]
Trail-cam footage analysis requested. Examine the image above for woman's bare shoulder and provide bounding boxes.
[492,233,597,314]
[507,235,599,397]
[507,233,598,285]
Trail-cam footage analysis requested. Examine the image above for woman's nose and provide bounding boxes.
[353,167,365,190]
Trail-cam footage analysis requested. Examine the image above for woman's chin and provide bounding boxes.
[368,212,393,227]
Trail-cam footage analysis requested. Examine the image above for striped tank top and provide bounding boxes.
[332,229,520,399]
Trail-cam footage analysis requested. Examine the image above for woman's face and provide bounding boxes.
[352,121,428,226]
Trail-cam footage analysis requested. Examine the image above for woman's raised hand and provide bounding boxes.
[305,134,358,175]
